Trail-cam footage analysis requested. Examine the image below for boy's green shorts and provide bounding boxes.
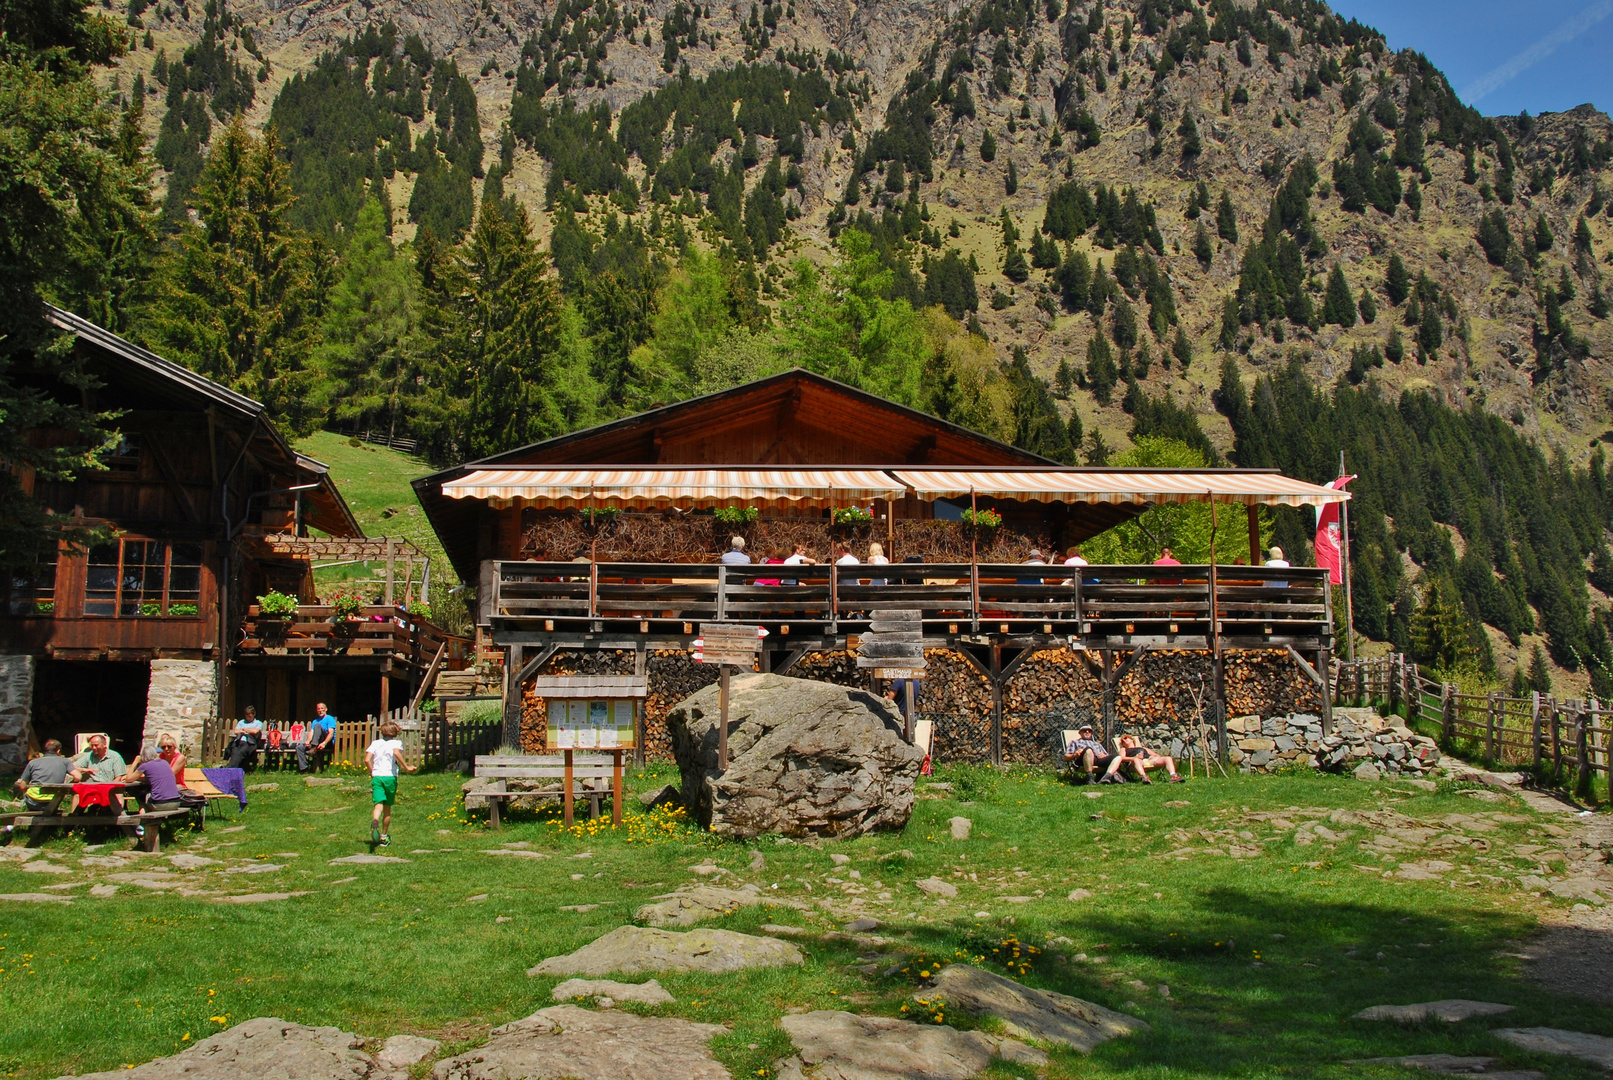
[372,776,398,805]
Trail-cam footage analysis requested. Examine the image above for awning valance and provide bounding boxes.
[441,468,908,508]
[892,469,1350,507]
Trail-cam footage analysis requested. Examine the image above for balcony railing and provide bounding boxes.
[237,605,466,673]
[488,561,1333,648]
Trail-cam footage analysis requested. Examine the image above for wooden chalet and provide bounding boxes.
[414,371,1350,756]
[0,307,447,769]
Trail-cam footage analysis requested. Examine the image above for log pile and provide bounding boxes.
[1003,650,1102,761]
[1224,651,1321,718]
[644,650,721,757]
[518,511,1053,563]
[913,649,994,762]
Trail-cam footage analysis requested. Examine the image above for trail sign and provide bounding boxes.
[856,609,927,670]
[695,623,765,667]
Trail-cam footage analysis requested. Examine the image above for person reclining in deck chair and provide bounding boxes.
[1062,724,1115,782]
[1100,734,1184,784]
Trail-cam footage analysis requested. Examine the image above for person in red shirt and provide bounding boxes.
[1152,546,1182,586]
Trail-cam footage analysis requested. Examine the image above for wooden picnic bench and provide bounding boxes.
[0,807,196,852]
[473,751,627,828]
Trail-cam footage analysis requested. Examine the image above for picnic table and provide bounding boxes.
[0,781,198,852]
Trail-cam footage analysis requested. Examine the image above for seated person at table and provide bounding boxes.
[13,740,71,811]
[156,732,187,785]
[296,703,338,772]
[1063,725,1114,782]
[120,743,183,810]
[224,706,264,769]
[68,734,127,784]
[1101,734,1184,784]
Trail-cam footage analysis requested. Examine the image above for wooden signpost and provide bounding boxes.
[696,623,766,769]
[858,610,926,741]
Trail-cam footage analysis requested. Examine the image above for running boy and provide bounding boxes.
[365,720,416,846]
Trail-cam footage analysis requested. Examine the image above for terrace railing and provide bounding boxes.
[488,560,1332,648]
[237,604,466,677]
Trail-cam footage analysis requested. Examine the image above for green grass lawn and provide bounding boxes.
[293,431,455,595]
[0,766,1607,1080]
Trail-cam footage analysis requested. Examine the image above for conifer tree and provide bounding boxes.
[1172,326,1193,370]
[1385,325,1405,362]
[1218,294,1239,350]
[1178,109,1200,159]
[1575,215,1594,253]
[1528,642,1553,694]
[1216,188,1237,242]
[1192,221,1212,267]
[1384,253,1410,305]
[980,128,996,162]
[1323,264,1356,326]
[1534,212,1554,254]
[1358,286,1377,324]
[1005,158,1018,195]
[1418,294,1444,354]
[1085,333,1117,406]
[1111,290,1138,348]
[146,119,323,433]
[315,198,420,437]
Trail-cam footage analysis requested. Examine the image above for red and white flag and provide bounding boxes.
[1313,475,1355,585]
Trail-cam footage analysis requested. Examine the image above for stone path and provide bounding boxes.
[928,964,1148,1051]
[1493,1027,1613,1069]
[430,1004,728,1080]
[52,1017,383,1080]
[1352,1000,1514,1023]
[635,883,806,927]
[528,926,804,977]
[551,978,675,1005]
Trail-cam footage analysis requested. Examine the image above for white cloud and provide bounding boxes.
[1460,0,1613,104]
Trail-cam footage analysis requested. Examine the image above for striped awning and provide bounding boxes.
[892,469,1350,507]
[441,468,908,508]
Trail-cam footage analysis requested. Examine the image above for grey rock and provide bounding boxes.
[1356,1055,1543,1079]
[1493,1028,1613,1069]
[168,854,219,869]
[1353,1000,1515,1022]
[636,883,804,928]
[949,816,973,841]
[773,1010,1044,1080]
[431,1004,727,1080]
[748,849,766,872]
[844,917,882,932]
[377,1035,441,1069]
[1067,888,1093,901]
[528,925,804,977]
[551,978,676,1005]
[215,892,311,903]
[929,964,1148,1051]
[328,854,410,865]
[88,884,119,898]
[224,863,284,874]
[20,862,72,874]
[245,783,279,792]
[304,776,343,787]
[0,893,71,904]
[638,784,681,810]
[915,876,958,898]
[53,1016,377,1079]
[1352,762,1382,782]
[667,673,922,839]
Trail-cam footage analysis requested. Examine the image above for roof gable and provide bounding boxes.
[468,370,1053,468]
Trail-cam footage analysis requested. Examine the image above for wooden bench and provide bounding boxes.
[473,753,625,828]
[0,807,197,852]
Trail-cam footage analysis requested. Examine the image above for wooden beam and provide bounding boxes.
[144,436,202,523]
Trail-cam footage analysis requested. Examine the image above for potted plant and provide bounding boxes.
[960,507,1003,545]
[256,590,298,643]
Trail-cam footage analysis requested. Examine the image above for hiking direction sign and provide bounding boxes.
[857,610,926,672]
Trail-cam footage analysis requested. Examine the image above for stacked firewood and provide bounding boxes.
[643,650,721,758]
[1003,649,1102,761]
[1113,651,1217,727]
[519,649,636,753]
[1224,650,1321,717]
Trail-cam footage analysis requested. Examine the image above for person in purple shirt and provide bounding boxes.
[120,743,182,810]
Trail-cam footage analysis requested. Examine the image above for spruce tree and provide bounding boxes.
[1192,221,1213,267]
[1575,215,1594,252]
[1085,333,1117,405]
[1358,286,1377,324]
[1418,294,1444,354]
[1172,326,1193,370]
[980,128,996,162]
[1528,643,1553,694]
[1179,109,1200,159]
[1384,253,1410,305]
[146,119,323,433]
[1111,291,1138,348]
[1385,325,1405,362]
[1216,188,1238,242]
[1005,158,1018,195]
[1534,212,1554,254]
[1218,294,1239,350]
[1323,265,1356,326]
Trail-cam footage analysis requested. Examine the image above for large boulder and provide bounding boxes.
[667,673,922,839]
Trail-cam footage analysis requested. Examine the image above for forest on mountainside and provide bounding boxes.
[12,0,1613,693]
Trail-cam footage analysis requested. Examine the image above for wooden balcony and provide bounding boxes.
[236,605,467,676]
[487,560,1333,652]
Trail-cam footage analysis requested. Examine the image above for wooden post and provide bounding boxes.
[989,644,1003,767]
[384,537,396,606]
[904,679,916,744]
[1574,707,1591,799]
[1319,576,1334,734]
[969,486,980,634]
[1487,691,1499,762]
[634,643,647,768]
[1246,504,1261,565]
[886,495,895,559]
[1100,650,1115,745]
[1551,697,1563,773]
[612,747,623,825]
[380,675,390,717]
[718,664,731,771]
[1531,690,1543,771]
[716,564,728,621]
[563,747,574,828]
[502,645,525,750]
[1339,450,1355,663]
[1440,683,1455,745]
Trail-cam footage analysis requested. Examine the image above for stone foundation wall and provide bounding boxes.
[144,660,216,754]
[0,655,34,775]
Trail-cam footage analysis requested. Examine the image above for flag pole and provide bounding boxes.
[1339,450,1355,663]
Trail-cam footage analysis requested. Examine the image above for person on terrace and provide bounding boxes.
[720,536,751,565]
[1101,734,1184,784]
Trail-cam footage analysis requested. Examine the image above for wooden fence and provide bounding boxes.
[200,709,502,770]
[1334,653,1613,798]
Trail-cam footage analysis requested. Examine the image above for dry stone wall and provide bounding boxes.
[0,655,34,774]
[143,659,215,754]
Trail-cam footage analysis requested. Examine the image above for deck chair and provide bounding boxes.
[914,719,934,776]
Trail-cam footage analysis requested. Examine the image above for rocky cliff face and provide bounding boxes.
[115,0,1613,458]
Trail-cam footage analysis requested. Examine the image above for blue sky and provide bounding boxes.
[1326,0,1613,118]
